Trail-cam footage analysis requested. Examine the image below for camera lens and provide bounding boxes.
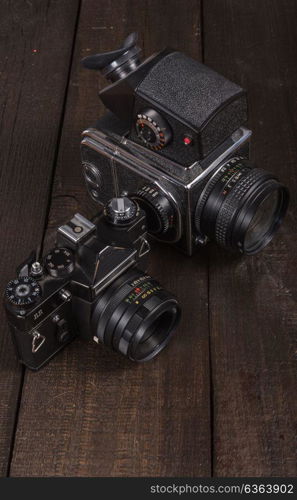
[195,157,289,254]
[244,190,279,250]
[91,269,180,362]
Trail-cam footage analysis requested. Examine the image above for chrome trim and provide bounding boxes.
[185,187,193,254]
[82,129,185,188]
[93,249,137,298]
[81,126,251,190]
[184,127,252,190]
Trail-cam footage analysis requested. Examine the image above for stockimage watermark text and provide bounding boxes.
[150,482,294,495]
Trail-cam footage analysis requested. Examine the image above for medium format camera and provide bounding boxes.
[81,33,289,255]
[4,197,180,370]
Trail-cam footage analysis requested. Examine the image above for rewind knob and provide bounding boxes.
[45,248,75,278]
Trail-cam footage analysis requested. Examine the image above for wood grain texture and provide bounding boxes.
[9,0,211,477]
[4,0,296,478]
[203,0,297,476]
[0,0,80,476]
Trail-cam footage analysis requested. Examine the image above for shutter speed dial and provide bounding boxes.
[5,276,42,308]
[136,109,172,150]
[105,197,139,225]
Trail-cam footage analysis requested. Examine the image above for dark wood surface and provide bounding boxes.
[0,0,296,477]
[203,0,297,476]
[0,0,80,476]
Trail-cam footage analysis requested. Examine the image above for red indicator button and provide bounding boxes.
[183,136,193,146]
[135,287,142,293]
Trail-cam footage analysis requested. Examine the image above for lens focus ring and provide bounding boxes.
[215,168,268,249]
[91,269,181,362]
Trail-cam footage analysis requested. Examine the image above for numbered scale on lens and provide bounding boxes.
[135,109,172,150]
[134,185,175,235]
[5,276,42,307]
[45,247,75,278]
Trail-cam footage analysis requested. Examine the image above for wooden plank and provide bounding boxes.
[0,0,80,476]
[9,0,211,476]
[203,0,297,476]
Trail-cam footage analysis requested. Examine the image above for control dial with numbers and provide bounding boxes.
[45,247,75,278]
[5,276,42,308]
[105,197,139,225]
[136,109,172,150]
[133,185,175,235]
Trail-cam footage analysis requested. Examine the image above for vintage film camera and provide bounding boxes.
[4,197,180,370]
[81,33,289,256]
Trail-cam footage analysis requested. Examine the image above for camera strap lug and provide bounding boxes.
[138,237,150,258]
[194,234,209,246]
[31,331,46,353]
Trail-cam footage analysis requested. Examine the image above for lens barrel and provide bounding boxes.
[91,269,180,362]
[195,157,289,254]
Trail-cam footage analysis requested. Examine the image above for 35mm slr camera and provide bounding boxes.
[4,197,180,370]
[81,33,289,255]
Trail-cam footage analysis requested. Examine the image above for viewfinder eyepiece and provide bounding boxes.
[81,32,142,82]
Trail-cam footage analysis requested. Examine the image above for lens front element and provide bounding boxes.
[243,190,279,250]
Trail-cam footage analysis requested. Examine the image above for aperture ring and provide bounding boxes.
[103,278,161,348]
[194,156,246,233]
[91,269,144,341]
[118,295,164,357]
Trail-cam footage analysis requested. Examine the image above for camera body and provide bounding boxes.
[81,35,288,256]
[81,44,250,255]
[4,198,180,370]
[81,114,251,255]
